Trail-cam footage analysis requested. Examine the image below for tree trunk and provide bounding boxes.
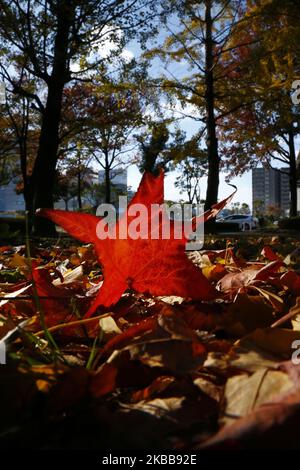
[204,0,220,211]
[77,171,82,210]
[31,83,65,235]
[31,1,74,235]
[17,99,33,220]
[20,145,31,212]
[105,165,111,204]
[77,154,82,210]
[288,130,298,217]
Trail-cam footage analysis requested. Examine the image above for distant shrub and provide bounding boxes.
[278,217,300,230]
[205,221,240,233]
[0,223,10,236]
[0,217,25,234]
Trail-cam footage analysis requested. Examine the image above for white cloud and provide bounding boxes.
[88,25,135,63]
[70,61,81,73]
[95,26,123,58]
[170,100,198,118]
[121,49,134,63]
[69,26,135,76]
[144,104,159,120]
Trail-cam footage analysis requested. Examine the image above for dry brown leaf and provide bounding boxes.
[193,376,223,402]
[52,265,84,285]
[291,297,300,330]
[238,328,300,358]
[99,315,122,340]
[199,363,300,450]
[222,368,293,426]
[0,284,31,307]
[222,293,275,336]
[129,337,206,373]
[123,396,185,418]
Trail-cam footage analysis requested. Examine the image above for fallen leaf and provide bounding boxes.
[131,376,176,402]
[199,363,300,450]
[223,294,275,336]
[202,263,227,282]
[0,284,31,307]
[280,271,300,296]
[291,298,300,330]
[217,260,283,293]
[52,265,84,285]
[238,327,300,358]
[261,246,282,262]
[99,315,122,340]
[222,368,293,426]
[37,171,235,315]
[90,362,118,398]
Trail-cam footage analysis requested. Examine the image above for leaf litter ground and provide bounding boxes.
[1,234,300,450]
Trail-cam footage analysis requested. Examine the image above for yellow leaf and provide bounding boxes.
[9,253,30,272]
[202,263,226,281]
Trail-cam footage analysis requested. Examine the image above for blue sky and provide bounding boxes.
[128,164,252,206]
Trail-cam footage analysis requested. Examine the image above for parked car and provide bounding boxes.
[216,214,257,231]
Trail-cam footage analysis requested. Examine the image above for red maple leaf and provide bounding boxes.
[30,264,73,326]
[37,171,235,317]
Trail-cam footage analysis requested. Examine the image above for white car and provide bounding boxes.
[216,214,257,231]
